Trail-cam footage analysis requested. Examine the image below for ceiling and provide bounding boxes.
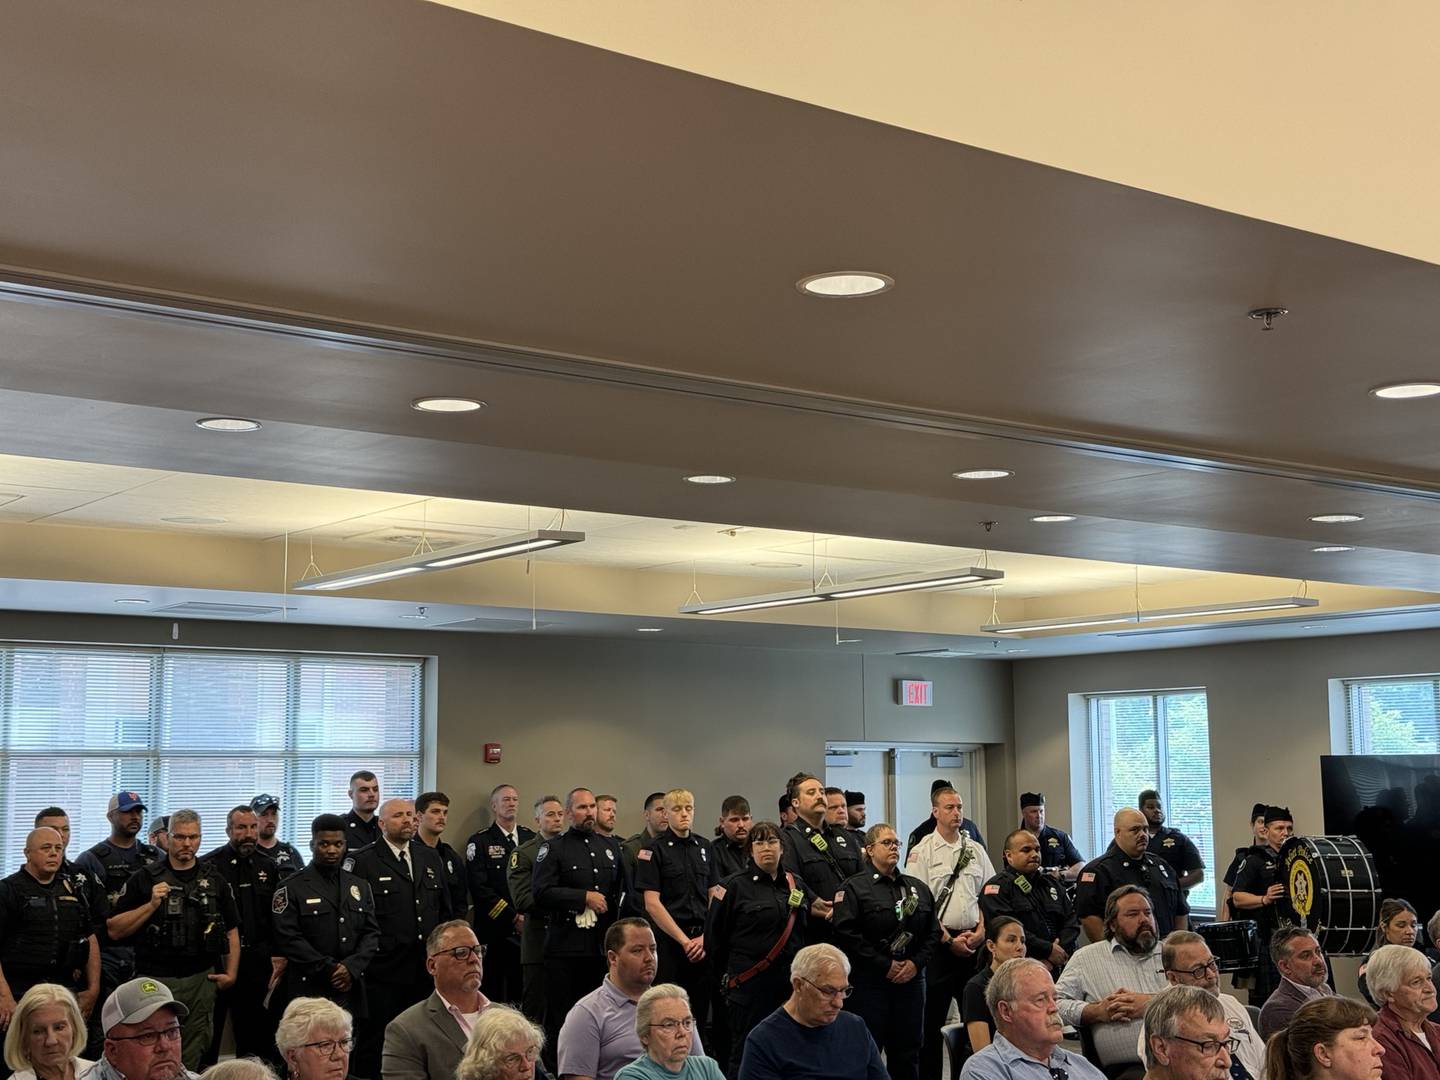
[1,1,1439,655]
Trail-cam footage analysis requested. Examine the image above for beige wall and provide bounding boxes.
[0,610,1013,843]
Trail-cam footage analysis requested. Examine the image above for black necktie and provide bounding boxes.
[399,848,412,880]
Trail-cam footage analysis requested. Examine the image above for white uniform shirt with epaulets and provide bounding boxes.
[905,828,995,932]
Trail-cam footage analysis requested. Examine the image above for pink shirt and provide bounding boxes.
[439,991,491,1038]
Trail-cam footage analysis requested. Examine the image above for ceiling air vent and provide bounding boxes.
[430,617,557,632]
[153,602,295,618]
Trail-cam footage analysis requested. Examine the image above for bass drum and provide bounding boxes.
[1279,835,1381,956]
[1195,920,1259,973]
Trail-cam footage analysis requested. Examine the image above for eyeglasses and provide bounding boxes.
[1165,959,1220,979]
[649,1017,696,1033]
[500,1048,540,1067]
[298,1037,356,1056]
[109,1026,182,1048]
[800,977,854,999]
[1166,1035,1240,1057]
[871,839,900,849]
[431,945,485,961]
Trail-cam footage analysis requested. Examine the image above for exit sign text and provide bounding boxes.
[897,679,933,707]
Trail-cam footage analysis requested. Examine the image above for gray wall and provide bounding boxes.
[0,611,1013,843]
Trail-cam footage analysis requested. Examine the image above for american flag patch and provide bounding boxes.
[983,884,1000,895]
[637,849,652,861]
[1081,872,1096,882]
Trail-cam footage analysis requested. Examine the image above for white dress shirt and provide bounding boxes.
[906,829,995,932]
[1056,938,1168,1066]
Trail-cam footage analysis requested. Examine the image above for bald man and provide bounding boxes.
[0,827,100,1023]
[1074,809,1188,942]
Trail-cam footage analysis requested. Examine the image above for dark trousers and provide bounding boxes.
[657,929,713,1043]
[921,946,974,1080]
[521,961,550,1071]
[544,955,607,1066]
[201,950,280,1068]
[482,937,524,1006]
[353,976,426,1079]
[848,973,926,1080]
[724,973,790,1079]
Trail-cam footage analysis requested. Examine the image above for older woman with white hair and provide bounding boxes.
[199,1060,280,1080]
[456,1004,549,1080]
[275,997,354,1080]
[1367,942,1440,1080]
[614,986,723,1080]
[2,984,92,1080]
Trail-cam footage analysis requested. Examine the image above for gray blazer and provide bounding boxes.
[381,991,470,1080]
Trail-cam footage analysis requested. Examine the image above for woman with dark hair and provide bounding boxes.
[962,917,1026,1052]
[1359,900,1422,1006]
[1265,996,1384,1080]
[705,820,814,1078]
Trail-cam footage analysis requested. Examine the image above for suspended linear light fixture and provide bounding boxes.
[292,529,584,592]
[680,566,1002,615]
[982,595,1318,636]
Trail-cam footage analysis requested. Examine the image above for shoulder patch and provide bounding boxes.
[535,844,549,863]
[272,887,288,914]
[466,842,477,860]
[341,857,354,873]
[509,851,519,870]
[713,885,726,901]
[637,848,652,861]
[1080,871,1096,882]
[983,883,1000,895]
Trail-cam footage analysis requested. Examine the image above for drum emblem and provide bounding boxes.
[1288,853,1315,920]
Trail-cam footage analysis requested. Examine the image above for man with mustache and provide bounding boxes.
[978,830,1079,974]
[1075,809,1188,945]
[1257,928,1334,1040]
[1139,986,1238,1080]
[1056,886,1170,1079]
[959,958,1106,1080]
[1142,933,1265,1080]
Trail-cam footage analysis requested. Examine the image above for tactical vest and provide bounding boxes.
[141,863,229,960]
[89,840,160,903]
[0,872,91,977]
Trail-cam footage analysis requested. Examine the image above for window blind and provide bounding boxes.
[1342,676,1440,754]
[0,644,424,872]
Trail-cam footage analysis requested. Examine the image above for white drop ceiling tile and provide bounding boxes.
[0,453,172,493]
[0,486,118,521]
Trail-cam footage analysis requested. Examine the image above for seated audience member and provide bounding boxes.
[614,985,723,1080]
[736,943,886,1080]
[274,997,353,1080]
[3,984,93,1080]
[960,958,1105,1080]
[86,976,199,1080]
[197,1061,278,1080]
[1358,901,1421,1006]
[1139,985,1236,1080]
[457,1005,549,1080]
[1426,911,1440,966]
[1258,930,1335,1040]
[1056,886,1168,1080]
[1146,932,1265,1080]
[1365,944,1440,1080]
[383,920,491,1080]
[1263,997,1383,1080]
[558,919,704,1080]
[963,918,1028,1053]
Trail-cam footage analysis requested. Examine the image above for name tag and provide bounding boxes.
[306,898,323,905]
[378,876,393,882]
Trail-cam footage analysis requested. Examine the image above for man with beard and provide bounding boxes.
[532,788,629,1056]
[197,805,281,1068]
[1056,885,1169,1079]
[383,919,491,1080]
[845,793,867,832]
[1257,928,1334,1039]
[1143,932,1264,1080]
[1075,809,1188,944]
[713,797,751,880]
[250,795,305,877]
[979,830,1078,974]
[87,976,201,1080]
[960,958,1105,1080]
[1138,793,1205,894]
[594,797,619,840]
[1139,986,1237,1080]
[107,810,240,1071]
[779,773,855,942]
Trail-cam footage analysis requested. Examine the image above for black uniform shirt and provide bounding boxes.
[113,861,240,976]
[467,823,534,941]
[344,839,451,980]
[1036,825,1084,870]
[704,864,811,1000]
[530,828,628,958]
[201,842,280,950]
[343,810,382,853]
[257,840,306,878]
[1223,844,1260,889]
[978,867,1079,963]
[417,837,468,919]
[831,869,939,981]
[270,863,379,1009]
[0,868,92,985]
[1149,827,1205,881]
[780,820,862,905]
[1074,845,1189,936]
[713,838,749,881]
[635,829,719,926]
[1233,846,1284,932]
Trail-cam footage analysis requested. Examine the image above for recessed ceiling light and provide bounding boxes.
[1371,382,1440,400]
[953,469,1012,480]
[1312,545,1354,553]
[685,474,736,485]
[162,515,229,525]
[636,627,664,633]
[1309,513,1364,524]
[796,271,894,298]
[411,397,486,413]
[1031,514,1076,523]
[752,561,804,569]
[114,598,151,606]
[195,417,260,432]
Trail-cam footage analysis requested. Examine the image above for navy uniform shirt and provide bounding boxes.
[530,827,628,958]
[1223,844,1260,889]
[831,868,939,982]
[343,810,382,853]
[780,820,862,907]
[1233,846,1285,935]
[112,861,240,977]
[1149,827,1204,883]
[257,840,306,878]
[978,867,1079,965]
[635,828,719,927]
[467,822,534,943]
[271,863,379,1015]
[713,837,749,881]
[0,868,93,991]
[344,839,451,982]
[417,837,468,918]
[705,865,812,1002]
[200,842,280,950]
[1074,844,1189,936]
[1037,825,1084,870]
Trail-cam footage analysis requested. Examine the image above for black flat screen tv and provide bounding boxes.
[1320,754,1440,923]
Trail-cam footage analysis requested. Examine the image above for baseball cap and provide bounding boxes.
[108,791,146,813]
[101,977,190,1034]
[250,793,280,813]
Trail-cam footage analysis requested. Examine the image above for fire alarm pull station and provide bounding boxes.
[484,743,502,764]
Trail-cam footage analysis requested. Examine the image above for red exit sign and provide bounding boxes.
[897,679,933,707]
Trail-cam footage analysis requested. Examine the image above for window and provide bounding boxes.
[1086,689,1216,912]
[0,644,424,867]
[1342,675,1440,753]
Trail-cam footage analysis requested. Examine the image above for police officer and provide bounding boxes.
[35,807,108,965]
[270,813,380,1022]
[344,770,382,851]
[251,794,306,877]
[978,829,1079,973]
[1019,792,1084,881]
[467,783,535,1006]
[705,820,813,1079]
[831,824,938,1080]
[344,797,450,1079]
[506,794,564,1069]
[1138,790,1206,892]
[106,808,240,1071]
[531,787,629,1055]
[779,772,857,941]
[1231,805,1295,1005]
[0,827,99,1022]
[415,791,468,916]
[199,805,281,1068]
[713,797,752,880]
[1074,808,1188,941]
[636,788,719,1038]
[620,792,668,878]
